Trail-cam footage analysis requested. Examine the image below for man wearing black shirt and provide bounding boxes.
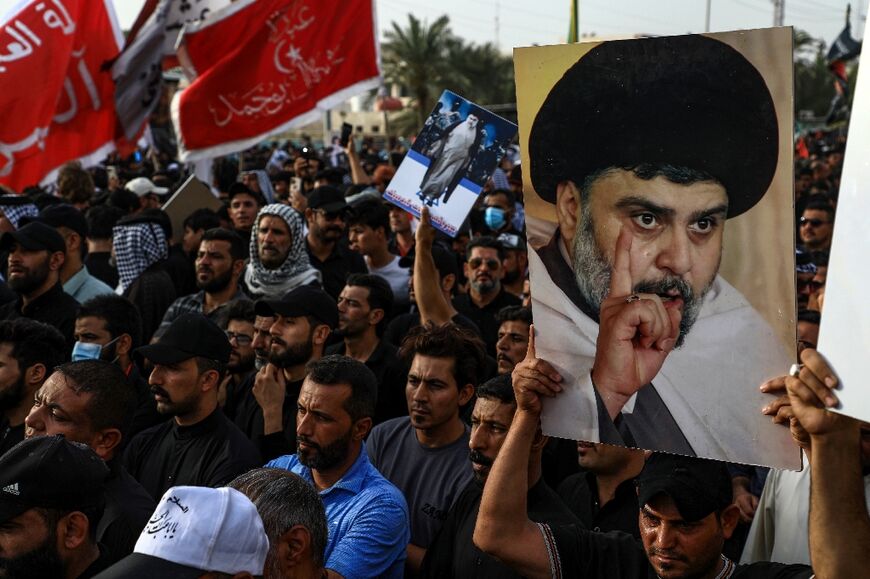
[422,374,578,578]
[304,186,367,300]
[327,274,408,424]
[0,319,66,456]
[557,441,645,538]
[234,286,337,461]
[474,335,813,579]
[452,236,521,356]
[24,360,155,564]
[123,313,261,500]
[0,221,80,348]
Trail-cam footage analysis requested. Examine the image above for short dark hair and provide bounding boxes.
[226,299,256,326]
[228,468,327,570]
[804,198,835,219]
[85,205,125,239]
[345,273,393,336]
[201,227,247,260]
[347,199,389,235]
[798,309,821,325]
[0,319,66,375]
[476,373,516,405]
[495,305,532,326]
[398,322,486,388]
[76,295,143,349]
[485,188,516,207]
[305,354,377,422]
[195,356,225,382]
[183,208,220,233]
[466,236,504,261]
[53,361,137,436]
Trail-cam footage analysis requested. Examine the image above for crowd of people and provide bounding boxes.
[0,117,863,579]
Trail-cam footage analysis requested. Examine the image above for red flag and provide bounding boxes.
[172,0,381,161]
[0,0,122,191]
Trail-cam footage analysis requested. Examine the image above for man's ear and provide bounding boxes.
[24,363,46,388]
[304,208,314,226]
[91,428,123,461]
[353,416,373,440]
[368,308,385,327]
[440,273,456,294]
[58,511,90,551]
[458,383,474,406]
[114,333,133,358]
[232,258,246,277]
[555,180,582,248]
[312,324,331,347]
[720,504,741,539]
[278,525,311,570]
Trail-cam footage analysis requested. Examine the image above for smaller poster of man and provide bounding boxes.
[383,90,517,237]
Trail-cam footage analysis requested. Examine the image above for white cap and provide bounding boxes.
[94,486,269,578]
[125,177,169,197]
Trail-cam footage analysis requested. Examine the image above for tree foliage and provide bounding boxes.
[381,14,515,132]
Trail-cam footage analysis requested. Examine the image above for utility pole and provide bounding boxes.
[495,0,501,51]
[705,0,711,32]
[773,0,785,27]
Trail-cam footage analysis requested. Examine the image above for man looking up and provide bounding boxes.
[367,323,485,573]
[123,313,261,500]
[421,374,578,578]
[38,204,114,303]
[24,360,156,563]
[245,204,321,299]
[74,295,162,438]
[0,435,112,579]
[453,236,521,356]
[234,286,337,461]
[347,199,410,311]
[156,228,248,337]
[0,319,67,455]
[0,221,80,348]
[473,331,813,578]
[494,305,532,375]
[267,355,410,579]
[328,274,408,423]
[304,186,367,301]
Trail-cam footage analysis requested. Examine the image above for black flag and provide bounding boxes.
[826,21,862,63]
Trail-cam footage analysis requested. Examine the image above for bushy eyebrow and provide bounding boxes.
[614,196,728,223]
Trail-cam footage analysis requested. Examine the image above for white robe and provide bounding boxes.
[529,244,800,469]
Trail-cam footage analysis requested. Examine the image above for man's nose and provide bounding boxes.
[654,524,678,550]
[24,406,43,433]
[656,230,693,277]
[469,426,486,452]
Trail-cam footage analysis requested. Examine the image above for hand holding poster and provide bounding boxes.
[515,28,799,469]
[383,91,517,237]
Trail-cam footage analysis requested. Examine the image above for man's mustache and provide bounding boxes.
[469,450,493,467]
[632,276,694,303]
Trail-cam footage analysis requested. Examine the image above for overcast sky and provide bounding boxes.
[111,0,864,52]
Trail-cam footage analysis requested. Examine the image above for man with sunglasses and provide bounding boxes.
[798,200,835,252]
[304,186,367,301]
[453,236,521,356]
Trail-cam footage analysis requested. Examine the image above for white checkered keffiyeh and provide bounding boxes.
[0,196,38,229]
[113,222,168,292]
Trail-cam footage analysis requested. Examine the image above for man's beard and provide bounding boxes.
[0,375,27,413]
[469,449,493,486]
[228,352,256,374]
[196,266,234,293]
[0,525,65,578]
[8,261,50,295]
[268,334,314,369]
[297,430,351,471]
[470,277,498,296]
[315,224,343,244]
[571,210,709,348]
[502,267,521,284]
[150,386,199,417]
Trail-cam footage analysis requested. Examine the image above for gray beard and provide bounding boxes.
[570,210,709,348]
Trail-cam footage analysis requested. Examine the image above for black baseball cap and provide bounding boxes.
[137,313,231,365]
[0,221,66,253]
[528,34,778,218]
[255,286,338,329]
[636,453,732,522]
[38,204,88,238]
[399,244,458,280]
[0,435,109,523]
[307,186,349,213]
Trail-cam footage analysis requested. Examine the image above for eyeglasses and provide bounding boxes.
[225,331,253,346]
[799,217,830,228]
[469,258,500,270]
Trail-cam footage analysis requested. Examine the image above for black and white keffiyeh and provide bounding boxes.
[244,204,321,298]
[0,196,38,229]
[113,222,168,292]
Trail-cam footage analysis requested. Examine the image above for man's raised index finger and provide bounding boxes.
[609,227,633,298]
[525,323,537,360]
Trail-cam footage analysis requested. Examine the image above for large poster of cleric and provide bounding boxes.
[383,91,517,237]
[515,28,800,468]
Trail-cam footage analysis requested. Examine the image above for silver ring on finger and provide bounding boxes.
[625,294,641,304]
[788,363,804,378]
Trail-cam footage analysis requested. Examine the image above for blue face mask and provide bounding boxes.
[71,337,120,362]
[484,207,507,231]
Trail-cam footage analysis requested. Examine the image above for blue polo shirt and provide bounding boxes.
[267,444,409,579]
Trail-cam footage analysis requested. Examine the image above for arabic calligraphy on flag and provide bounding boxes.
[171,0,381,161]
[0,0,122,191]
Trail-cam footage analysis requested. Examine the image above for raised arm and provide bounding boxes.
[414,207,455,326]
